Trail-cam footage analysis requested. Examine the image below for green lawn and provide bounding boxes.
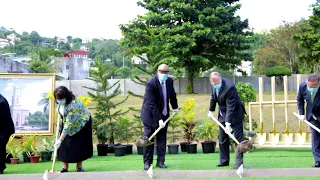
[5,148,315,174]
[117,178,320,180]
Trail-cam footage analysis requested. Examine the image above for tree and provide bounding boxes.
[30,31,42,45]
[253,21,305,74]
[84,58,129,144]
[28,49,61,73]
[26,111,48,127]
[116,66,132,78]
[59,42,71,51]
[295,3,320,73]
[120,0,251,93]
[120,28,175,87]
[67,36,73,43]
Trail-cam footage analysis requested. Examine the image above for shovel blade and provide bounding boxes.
[147,165,153,178]
[236,164,244,178]
[135,136,154,147]
[43,170,48,180]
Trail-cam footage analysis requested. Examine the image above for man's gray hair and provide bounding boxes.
[307,74,320,82]
[210,72,222,79]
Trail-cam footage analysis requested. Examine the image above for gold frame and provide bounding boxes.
[0,73,56,135]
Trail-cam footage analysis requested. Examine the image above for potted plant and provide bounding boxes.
[84,58,129,154]
[40,136,54,161]
[96,122,109,156]
[197,119,219,153]
[131,113,144,155]
[6,135,22,164]
[29,143,41,163]
[180,98,198,154]
[167,115,181,154]
[116,116,134,154]
[113,117,132,157]
[22,134,37,163]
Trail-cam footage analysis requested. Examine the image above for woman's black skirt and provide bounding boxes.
[58,117,93,163]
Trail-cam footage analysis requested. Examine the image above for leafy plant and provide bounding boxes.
[83,57,129,144]
[115,116,134,144]
[22,134,37,157]
[41,136,54,152]
[96,122,109,145]
[197,119,219,142]
[179,98,198,144]
[168,115,181,144]
[30,144,40,156]
[131,112,144,139]
[236,82,258,131]
[6,135,22,159]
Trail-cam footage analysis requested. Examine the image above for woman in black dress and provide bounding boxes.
[53,86,93,173]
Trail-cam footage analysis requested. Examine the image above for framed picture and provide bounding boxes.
[0,73,56,135]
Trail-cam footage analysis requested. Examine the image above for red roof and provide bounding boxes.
[64,50,88,57]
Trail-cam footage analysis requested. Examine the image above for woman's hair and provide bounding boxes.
[54,86,75,105]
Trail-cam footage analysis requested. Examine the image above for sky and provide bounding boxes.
[0,78,52,113]
[0,0,316,40]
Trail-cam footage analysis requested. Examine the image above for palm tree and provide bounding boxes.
[28,49,61,73]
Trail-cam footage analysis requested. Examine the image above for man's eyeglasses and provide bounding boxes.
[158,70,169,74]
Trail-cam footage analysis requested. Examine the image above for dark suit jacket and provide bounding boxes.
[0,94,15,142]
[209,78,246,125]
[141,75,178,128]
[297,81,320,121]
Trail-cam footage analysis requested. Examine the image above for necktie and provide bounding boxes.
[161,82,167,116]
[312,92,316,103]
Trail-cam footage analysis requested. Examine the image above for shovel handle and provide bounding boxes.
[51,106,62,172]
[210,115,240,144]
[293,112,320,134]
[149,112,176,140]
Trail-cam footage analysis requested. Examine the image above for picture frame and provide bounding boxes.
[0,73,56,135]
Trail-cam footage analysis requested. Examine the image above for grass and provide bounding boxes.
[99,92,306,134]
[5,148,315,174]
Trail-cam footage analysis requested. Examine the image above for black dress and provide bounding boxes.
[58,116,93,163]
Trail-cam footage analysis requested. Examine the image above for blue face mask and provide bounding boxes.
[159,74,168,82]
[56,99,66,105]
[212,81,222,89]
[307,86,319,93]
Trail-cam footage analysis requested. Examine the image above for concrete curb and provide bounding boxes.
[1,168,320,180]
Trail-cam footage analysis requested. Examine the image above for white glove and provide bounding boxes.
[298,115,305,122]
[207,111,214,118]
[173,109,180,114]
[54,139,62,149]
[225,122,232,134]
[158,120,165,129]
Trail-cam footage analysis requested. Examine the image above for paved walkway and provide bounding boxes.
[1,168,320,180]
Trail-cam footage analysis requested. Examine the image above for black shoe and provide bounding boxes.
[0,171,3,174]
[156,162,167,168]
[144,164,151,170]
[60,168,68,173]
[216,162,229,167]
[313,162,320,168]
[77,167,85,172]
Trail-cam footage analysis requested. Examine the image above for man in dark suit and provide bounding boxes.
[207,72,246,169]
[0,94,15,174]
[140,64,179,170]
[297,74,320,168]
